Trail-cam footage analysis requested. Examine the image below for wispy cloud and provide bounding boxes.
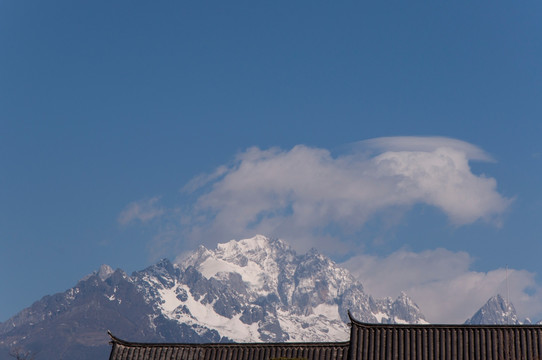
[181,165,229,194]
[118,197,165,225]
[178,137,511,251]
[343,249,542,323]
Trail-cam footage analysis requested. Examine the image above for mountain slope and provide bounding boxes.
[0,267,222,360]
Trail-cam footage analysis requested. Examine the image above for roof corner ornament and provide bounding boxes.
[108,330,121,344]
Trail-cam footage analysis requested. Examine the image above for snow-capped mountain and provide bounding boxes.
[133,235,428,343]
[465,294,520,325]
[0,235,427,359]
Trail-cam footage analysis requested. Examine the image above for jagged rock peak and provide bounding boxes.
[391,292,427,324]
[465,294,520,325]
[80,264,115,282]
[97,264,114,281]
[395,291,419,309]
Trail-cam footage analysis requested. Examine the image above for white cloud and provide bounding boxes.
[119,137,535,321]
[118,197,164,225]
[343,249,542,323]
[180,137,511,251]
[373,147,511,224]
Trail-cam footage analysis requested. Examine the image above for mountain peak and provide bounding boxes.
[182,235,298,295]
[216,235,290,255]
[97,264,114,281]
[465,294,519,325]
[218,235,269,252]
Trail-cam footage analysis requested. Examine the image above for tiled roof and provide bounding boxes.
[108,332,349,360]
[349,314,542,360]
[109,315,542,360]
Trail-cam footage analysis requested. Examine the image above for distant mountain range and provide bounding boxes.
[0,235,527,360]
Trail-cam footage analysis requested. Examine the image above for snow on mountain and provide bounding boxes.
[133,235,428,342]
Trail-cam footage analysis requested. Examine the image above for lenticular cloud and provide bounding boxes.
[184,137,511,246]
[373,147,508,224]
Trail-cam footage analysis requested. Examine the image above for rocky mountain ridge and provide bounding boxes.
[465,294,522,325]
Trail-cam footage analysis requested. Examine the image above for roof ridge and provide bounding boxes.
[108,332,349,348]
[348,315,542,328]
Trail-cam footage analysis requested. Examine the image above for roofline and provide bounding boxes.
[108,331,350,348]
[347,312,542,329]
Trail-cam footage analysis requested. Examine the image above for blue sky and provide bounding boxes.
[1,1,541,323]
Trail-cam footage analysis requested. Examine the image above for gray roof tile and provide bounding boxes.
[349,315,542,360]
